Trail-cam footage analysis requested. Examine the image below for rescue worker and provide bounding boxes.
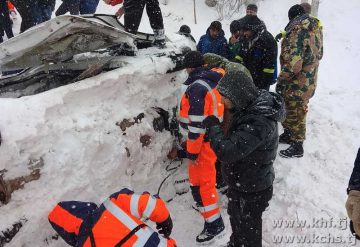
[48,188,177,246]
[103,0,166,47]
[276,4,323,158]
[171,51,225,244]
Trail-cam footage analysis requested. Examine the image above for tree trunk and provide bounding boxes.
[311,0,320,16]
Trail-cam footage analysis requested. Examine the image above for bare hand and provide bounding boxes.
[229,35,239,45]
[115,7,124,17]
[103,0,112,4]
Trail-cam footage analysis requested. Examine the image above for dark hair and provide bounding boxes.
[179,25,191,34]
[247,4,258,12]
[182,51,205,68]
[209,21,222,31]
[230,20,241,34]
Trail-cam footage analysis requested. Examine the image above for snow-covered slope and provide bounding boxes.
[1,0,360,246]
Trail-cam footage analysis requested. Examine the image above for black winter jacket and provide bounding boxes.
[208,91,285,192]
[241,30,277,90]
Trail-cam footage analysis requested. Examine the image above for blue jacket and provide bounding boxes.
[348,148,360,192]
[197,28,229,58]
[80,0,99,14]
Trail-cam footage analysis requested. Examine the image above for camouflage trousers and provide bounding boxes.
[282,97,309,142]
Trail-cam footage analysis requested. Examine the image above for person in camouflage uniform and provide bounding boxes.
[276,4,323,158]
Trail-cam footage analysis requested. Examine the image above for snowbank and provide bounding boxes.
[1,0,360,246]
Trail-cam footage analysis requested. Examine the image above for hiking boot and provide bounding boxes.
[279,141,304,158]
[279,129,292,144]
[196,217,225,244]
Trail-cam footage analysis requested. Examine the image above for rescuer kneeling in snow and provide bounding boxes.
[48,188,177,246]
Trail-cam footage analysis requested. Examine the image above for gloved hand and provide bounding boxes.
[156,217,173,238]
[202,116,220,129]
[275,33,283,42]
[346,190,360,224]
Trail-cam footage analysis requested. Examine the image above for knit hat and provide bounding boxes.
[209,21,222,31]
[240,15,264,33]
[179,25,191,34]
[288,4,306,21]
[182,51,205,68]
[217,70,259,110]
[246,4,258,13]
[230,20,242,34]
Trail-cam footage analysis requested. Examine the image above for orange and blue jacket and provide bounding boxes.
[48,188,176,247]
[179,67,224,160]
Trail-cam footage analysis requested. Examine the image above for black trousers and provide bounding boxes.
[227,186,273,247]
[123,0,163,33]
[55,0,80,16]
[0,0,14,42]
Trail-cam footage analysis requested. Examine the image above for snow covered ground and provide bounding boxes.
[1,0,360,246]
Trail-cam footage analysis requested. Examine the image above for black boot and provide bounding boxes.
[279,141,304,158]
[196,217,225,244]
[279,129,292,144]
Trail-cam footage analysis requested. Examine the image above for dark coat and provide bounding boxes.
[208,90,285,192]
[197,28,229,58]
[241,29,278,90]
[348,149,360,192]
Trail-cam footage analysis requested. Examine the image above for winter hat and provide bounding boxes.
[217,70,259,110]
[182,51,205,68]
[209,21,222,31]
[288,4,306,21]
[230,20,242,34]
[240,15,264,33]
[246,4,258,13]
[179,25,191,34]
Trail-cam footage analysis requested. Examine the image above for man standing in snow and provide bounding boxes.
[55,0,80,16]
[171,51,225,244]
[276,4,323,158]
[103,0,166,47]
[197,21,229,58]
[202,53,285,247]
[346,148,360,239]
[235,15,277,90]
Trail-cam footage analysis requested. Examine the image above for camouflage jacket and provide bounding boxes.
[277,14,323,101]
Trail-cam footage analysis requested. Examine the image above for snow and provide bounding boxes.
[1,0,360,247]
